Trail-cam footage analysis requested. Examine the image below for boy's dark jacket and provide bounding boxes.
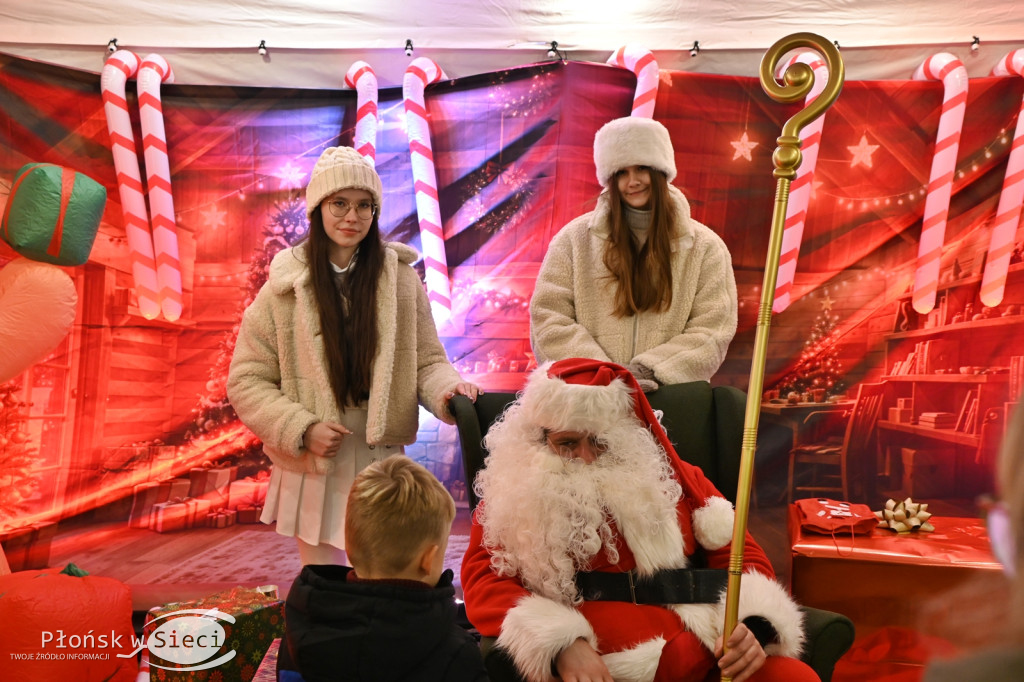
[280,564,488,681]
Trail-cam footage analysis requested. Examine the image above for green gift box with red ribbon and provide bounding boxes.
[1,162,106,266]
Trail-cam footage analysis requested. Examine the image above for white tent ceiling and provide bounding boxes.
[1,0,1022,88]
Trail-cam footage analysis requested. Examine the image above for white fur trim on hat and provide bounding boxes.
[593,117,677,187]
[691,495,735,551]
[497,594,597,682]
[520,362,635,436]
[305,146,383,220]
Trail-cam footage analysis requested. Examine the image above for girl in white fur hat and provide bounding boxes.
[530,116,738,388]
[227,146,479,566]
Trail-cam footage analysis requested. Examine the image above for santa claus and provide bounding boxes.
[461,359,818,682]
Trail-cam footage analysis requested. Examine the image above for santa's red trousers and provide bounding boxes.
[653,627,820,682]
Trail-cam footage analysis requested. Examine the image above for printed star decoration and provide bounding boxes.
[730,131,759,161]
[820,294,834,312]
[848,135,879,169]
[275,162,306,190]
[201,203,228,230]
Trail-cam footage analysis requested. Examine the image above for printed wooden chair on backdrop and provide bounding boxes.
[787,382,887,504]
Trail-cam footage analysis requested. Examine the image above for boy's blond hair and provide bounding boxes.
[345,454,456,575]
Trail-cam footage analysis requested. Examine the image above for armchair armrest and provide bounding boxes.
[799,605,855,682]
[451,394,484,510]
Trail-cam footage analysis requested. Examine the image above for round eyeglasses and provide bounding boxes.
[326,198,376,220]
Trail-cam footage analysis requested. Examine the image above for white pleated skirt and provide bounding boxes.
[260,405,402,550]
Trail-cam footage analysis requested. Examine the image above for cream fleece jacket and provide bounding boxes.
[227,242,463,474]
[530,186,737,384]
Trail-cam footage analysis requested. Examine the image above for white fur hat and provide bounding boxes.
[305,146,383,220]
[593,116,677,187]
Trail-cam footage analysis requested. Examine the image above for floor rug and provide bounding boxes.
[146,530,471,588]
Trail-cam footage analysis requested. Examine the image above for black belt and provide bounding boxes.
[576,568,727,605]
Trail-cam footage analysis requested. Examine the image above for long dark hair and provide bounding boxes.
[306,205,384,410]
[602,170,676,317]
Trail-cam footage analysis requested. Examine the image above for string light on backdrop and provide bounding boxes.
[106,38,117,54]
[690,41,701,58]
[971,36,981,53]
[257,40,267,57]
[405,39,414,57]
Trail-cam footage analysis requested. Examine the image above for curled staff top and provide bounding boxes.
[759,33,845,180]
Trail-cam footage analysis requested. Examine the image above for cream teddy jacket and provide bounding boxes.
[227,242,462,474]
[530,186,738,384]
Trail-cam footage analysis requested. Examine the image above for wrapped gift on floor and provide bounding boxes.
[151,497,213,533]
[145,586,285,682]
[252,638,281,682]
[236,505,264,524]
[207,508,238,528]
[227,472,270,511]
[130,478,191,529]
[188,464,239,511]
[129,482,162,529]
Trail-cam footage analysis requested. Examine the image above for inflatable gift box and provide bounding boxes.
[1,163,106,266]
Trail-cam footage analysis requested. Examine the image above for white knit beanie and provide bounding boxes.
[305,146,383,220]
[593,117,677,188]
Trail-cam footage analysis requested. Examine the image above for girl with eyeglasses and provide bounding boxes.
[228,146,480,566]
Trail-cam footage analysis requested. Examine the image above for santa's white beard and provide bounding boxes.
[476,419,685,605]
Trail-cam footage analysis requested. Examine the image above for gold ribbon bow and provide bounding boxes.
[875,497,935,533]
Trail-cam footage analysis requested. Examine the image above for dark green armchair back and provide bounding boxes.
[449,381,855,682]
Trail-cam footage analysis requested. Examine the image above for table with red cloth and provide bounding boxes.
[788,505,1003,634]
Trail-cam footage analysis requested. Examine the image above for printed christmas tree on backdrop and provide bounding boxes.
[0,381,38,528]
[779,294,846,398]
[183,196,309,443]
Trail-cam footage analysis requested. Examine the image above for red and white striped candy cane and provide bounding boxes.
[403,57,452,325]
[101,50,161,320]
[772,52,830,313]
[911,53,969,314]
[981,49,1024,307]
[606,45,659,118]
[345,61,379,165]
[138,53,183,322]
[135,649,150,682]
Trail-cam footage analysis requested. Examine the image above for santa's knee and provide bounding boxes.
[653,630,717,682]
[747,655,820,682]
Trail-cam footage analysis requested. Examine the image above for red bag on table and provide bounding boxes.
[793,498,877,536]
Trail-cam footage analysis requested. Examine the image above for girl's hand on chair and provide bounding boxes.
[447,382,482,403]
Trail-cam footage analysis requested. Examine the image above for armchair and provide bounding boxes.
[451,381,855,682]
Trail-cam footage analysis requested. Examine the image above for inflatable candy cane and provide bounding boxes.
[772,52,830,313]
[137,54,183,322]
[345,61,379,165]
[911,53,968,314]
[100,50,161,320]
[403,57,452,325]
[606,45,659,118]
[134,649,149,682]
[981,49,1024,307]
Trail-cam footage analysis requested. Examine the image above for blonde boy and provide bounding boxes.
[345,454,455,584]
[280,455,487,681]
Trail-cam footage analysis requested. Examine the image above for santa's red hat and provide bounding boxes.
[520,358,735,550]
